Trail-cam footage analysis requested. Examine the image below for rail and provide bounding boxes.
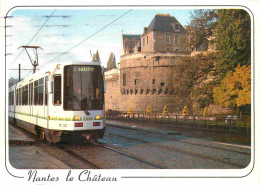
[105,112,251,133]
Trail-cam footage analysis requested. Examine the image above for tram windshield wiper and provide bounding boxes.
[72,95,90,115]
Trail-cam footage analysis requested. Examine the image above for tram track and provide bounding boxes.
[10,123,166,169]
[104,132,248,168]
[9,123,249,169]
[91,141,166,169]
[56,141,166,169]
[9,123,100,169]
[56,144,101,169]
[106,125,251,155]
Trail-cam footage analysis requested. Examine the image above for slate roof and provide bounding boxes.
[146,15,186,33]
[122,34,141,42]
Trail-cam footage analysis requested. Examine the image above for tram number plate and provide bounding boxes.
[93,122,100,126]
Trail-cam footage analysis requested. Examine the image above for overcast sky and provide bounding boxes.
[6,8,193,79]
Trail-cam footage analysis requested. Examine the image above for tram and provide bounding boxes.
[8,61,105,143]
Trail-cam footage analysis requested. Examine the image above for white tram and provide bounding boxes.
[8,61,105,143]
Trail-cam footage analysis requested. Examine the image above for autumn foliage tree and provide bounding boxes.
[106,52,117,71]
[215,9,251,77]
[213,64,251,108]
[91,50,100,62]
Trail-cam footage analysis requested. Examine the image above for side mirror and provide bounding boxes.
[48,81,53,93]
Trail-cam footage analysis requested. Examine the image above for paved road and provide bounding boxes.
[8,122,251,169]
[102,125,250,169]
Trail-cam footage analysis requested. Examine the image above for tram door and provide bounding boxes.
[44,76,49,128]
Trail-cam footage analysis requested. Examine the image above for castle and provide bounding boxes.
[105,14,192,113]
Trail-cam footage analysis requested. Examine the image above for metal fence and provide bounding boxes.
[105,112,250,132]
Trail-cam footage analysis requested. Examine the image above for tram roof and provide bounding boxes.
[9,61,102,90]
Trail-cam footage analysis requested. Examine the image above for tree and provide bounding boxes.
[215,9,251,77]
[106,52,117,71]
[213,64,251,108]
[188,9,218,51]
[92,50,100,62]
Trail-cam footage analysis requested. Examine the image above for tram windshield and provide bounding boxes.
[64,65,104,111]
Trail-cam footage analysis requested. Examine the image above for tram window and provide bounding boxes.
[12,91,14,105]
[34,80,39,105]
[16,89,18,105]
[19,88,21,105]
[9,91,13,105]
[29,83,33,105]
[38,78,44,105]
[45,77,48,105]
[17,89,19,105]
[9,92,11,105]
[22,87,24,105]
[19,88,22,105]
[22,85,28,105]
[26,85,28,105]
[54,75,61,105]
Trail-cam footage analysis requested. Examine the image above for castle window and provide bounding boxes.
[123,73,126,86]
[161,82,165,87]
[135,79,137,85]
[152,79,156,84]
[166,34,170,44]
[175,24,180,31]
[175,35,179,44]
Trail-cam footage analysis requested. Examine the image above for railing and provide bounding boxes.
[105,112,251,133]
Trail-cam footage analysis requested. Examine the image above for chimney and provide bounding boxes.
[144,27,148,33]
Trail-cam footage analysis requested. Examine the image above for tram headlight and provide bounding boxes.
[95,115,100,120]
[74,116,80,121]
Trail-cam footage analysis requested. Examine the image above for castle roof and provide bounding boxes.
[146,14,186,33]
[122,34,141,42]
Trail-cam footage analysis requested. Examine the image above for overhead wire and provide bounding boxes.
[41,9,133,67]
[8,9,56,67]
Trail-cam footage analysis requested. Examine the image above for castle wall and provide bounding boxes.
[105,55,191,114]
[104,69,121,111]
[141,31,154,53]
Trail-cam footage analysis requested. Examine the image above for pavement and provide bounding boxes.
[8,125,70,169]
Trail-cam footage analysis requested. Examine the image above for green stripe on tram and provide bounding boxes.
[9,111,101,121]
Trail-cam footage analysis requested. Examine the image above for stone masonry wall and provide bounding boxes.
[141,31,154,53]
[105,55,191,113]
[104,69,121,111]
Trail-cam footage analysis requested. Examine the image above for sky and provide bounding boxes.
[6,8,194,79]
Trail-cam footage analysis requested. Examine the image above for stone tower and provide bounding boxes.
[105,14,190,113]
